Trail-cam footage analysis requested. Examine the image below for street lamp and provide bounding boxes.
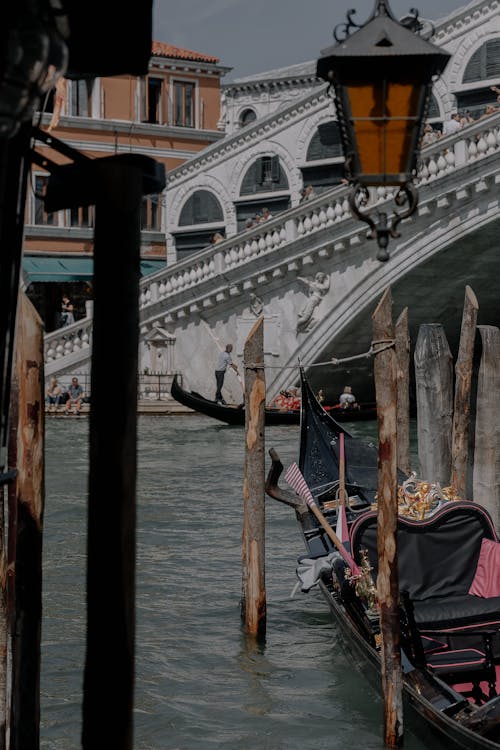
[317,1,450,260]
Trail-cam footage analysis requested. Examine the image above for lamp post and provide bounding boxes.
[317,0,450,260]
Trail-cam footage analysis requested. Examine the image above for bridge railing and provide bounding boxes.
[138,183,352,309]
[139,112,500,312]
[45,318,92,366]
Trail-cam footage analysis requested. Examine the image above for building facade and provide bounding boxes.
[25,42,230,330]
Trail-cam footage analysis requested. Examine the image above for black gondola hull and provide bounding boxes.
[267,369,500,750]
[171,374,376,426]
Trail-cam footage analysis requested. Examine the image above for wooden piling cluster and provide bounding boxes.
[371,283,500,747]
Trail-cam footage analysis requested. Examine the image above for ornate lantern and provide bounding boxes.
[317,1,450,260]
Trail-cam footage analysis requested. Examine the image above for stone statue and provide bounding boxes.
[296,272,330,332]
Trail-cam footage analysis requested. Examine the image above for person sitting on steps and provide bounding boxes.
[45,377,62,412]
[65,376,84,415]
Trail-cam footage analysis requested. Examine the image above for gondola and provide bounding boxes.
[266,370,500,749]
[170,373,377,426]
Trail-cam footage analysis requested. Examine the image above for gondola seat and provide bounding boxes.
[401,592,498,704]
[350,502,500,633]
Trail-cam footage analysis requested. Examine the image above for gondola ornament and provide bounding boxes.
[316,0,451,260]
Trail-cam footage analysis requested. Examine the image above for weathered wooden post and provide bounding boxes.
[395,308,411,476]
[7,292,45,750]
[451,286,478,499]
[241,316,266,638]
[372,288,402,748]
[473,325,500,531]
[414,324,453,485]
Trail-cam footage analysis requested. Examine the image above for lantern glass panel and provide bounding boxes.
[347,80,423,183]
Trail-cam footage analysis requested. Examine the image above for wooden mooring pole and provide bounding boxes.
[473,325,500,531]
[241,317,266,638]
[372,289,403,748]
[7,292,45,750]
[395,308,411,476]
[414,324,453,486]
[451,286,478,498]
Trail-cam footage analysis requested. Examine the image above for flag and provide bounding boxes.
[285,462,360,575]
[336,502,350,552]
[284,462,314,508]
[48,77,67,133]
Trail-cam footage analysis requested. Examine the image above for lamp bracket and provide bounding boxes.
[333,10,362,43]
[401,8,435,40]
[348,182,418,262]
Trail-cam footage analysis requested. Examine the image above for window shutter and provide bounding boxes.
[427,95,440,119]
[486,40,500,80]
[463,47,483,83]
[179,191,223,225]
[271,155,280,182]
[307,124,342,161]
[257,158,265,185]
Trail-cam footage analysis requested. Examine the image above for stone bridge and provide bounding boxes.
[44,112,500,404]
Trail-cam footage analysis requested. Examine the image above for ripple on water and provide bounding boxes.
[42,415,428,750]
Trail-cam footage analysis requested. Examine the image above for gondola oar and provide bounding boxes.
[201,319,245,394]
[284,462,361,575]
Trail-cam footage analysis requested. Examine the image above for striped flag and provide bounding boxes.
[284,462,315,508]
[285,461,360,575]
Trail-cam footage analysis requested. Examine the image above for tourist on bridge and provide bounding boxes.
[442,112,462,137]
[215,343,239,405]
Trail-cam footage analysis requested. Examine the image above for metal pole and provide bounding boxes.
[82,161,143,750]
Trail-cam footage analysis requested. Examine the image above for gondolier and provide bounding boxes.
[215,343,238,405]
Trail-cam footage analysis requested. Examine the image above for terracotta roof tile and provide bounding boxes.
[152,41,219,65]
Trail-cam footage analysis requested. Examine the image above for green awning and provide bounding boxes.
[23,256,165,283]
[139,259,166,276]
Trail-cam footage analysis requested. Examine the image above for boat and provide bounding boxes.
[170,373,377,426]
[266,370,500,749]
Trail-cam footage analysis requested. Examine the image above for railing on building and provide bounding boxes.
[138,372,182,401]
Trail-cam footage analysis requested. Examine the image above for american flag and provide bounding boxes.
[285,461,360,575]
[284,463,315,507]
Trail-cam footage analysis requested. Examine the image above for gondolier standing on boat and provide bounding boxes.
[215,343,239,405]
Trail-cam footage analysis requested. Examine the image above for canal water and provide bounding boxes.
[41,415,430,750]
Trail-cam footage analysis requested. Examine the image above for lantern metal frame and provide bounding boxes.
[317,0,451,261]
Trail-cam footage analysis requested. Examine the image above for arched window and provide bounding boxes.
[463,39,500,83]
[306,123,343,161]
[239,108,257,128]
[179,190,224,226]
[240,156,288,195]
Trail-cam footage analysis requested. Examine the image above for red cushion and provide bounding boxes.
[469,538,500,598]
